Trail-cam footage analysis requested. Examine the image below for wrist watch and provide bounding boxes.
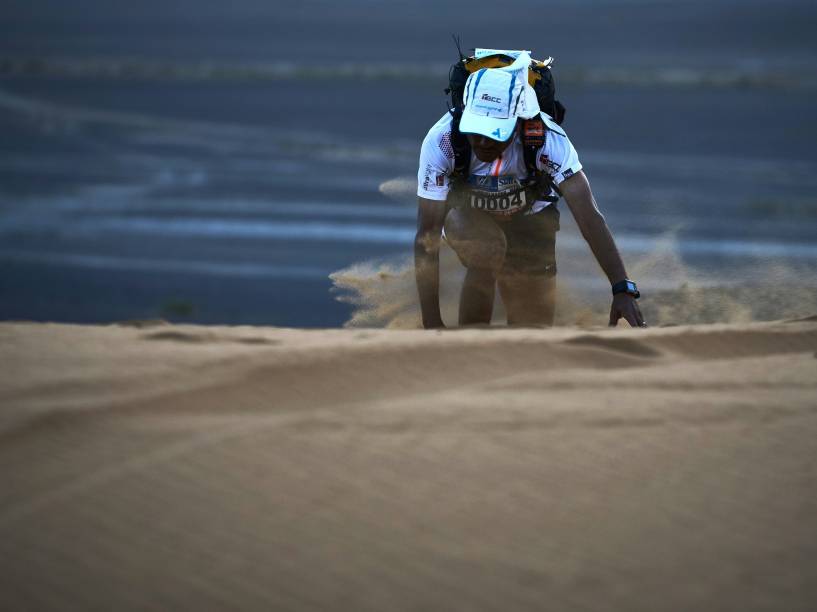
[612,279,640,299]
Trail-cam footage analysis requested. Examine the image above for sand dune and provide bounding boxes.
[1,319,816,611]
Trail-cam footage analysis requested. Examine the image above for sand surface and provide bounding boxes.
[2,319,817,610]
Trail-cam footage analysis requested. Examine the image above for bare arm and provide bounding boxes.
[560,171,627,283]
[414,197,447,328]
[560,171,646,327]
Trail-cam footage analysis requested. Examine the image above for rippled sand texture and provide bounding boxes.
[2,320,816,610]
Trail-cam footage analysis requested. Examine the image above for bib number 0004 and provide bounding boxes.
[470,190,526,213]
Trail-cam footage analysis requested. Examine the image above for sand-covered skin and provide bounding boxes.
[2,320,817,611]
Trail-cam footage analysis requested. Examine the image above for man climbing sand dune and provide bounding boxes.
[415,48,646,328]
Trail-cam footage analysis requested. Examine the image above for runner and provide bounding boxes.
[415,49,646,328]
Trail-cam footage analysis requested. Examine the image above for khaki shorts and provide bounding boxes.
[495,206,560,277]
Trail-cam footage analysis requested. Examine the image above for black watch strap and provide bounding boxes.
[612,279,640,299]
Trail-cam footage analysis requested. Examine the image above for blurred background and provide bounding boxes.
[1,0,816,327]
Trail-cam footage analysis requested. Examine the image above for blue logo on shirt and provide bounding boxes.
[467,174,519,192]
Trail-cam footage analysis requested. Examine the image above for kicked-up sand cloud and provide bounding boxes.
[331,217,817,328]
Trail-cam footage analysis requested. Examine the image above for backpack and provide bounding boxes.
[445,47,567,204]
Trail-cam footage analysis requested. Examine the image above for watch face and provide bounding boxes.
[626,281,637,292]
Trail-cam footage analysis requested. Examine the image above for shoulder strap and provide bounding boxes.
[450,108,471,178]
[521,116,546,175]
[521,115,562,203]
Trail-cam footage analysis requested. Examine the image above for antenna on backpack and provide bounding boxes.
[451,34,465,62]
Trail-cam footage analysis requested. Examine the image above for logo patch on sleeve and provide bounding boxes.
[422,164,433,190]
[539,154,562,173]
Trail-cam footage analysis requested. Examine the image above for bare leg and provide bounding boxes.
[459,268,496,325]
[498,273,556,327]
[444,208,507,327]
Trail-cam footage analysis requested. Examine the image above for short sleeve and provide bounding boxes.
[417,124,454,201]
[535,124,583,185]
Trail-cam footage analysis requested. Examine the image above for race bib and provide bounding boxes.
[467,174,528,215]
[469,189,527,214]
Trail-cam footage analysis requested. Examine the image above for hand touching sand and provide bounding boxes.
[610,293,647,327]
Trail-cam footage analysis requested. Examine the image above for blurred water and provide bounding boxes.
[1,0,816,326]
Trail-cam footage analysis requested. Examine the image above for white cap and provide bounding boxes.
[459,51,540,142]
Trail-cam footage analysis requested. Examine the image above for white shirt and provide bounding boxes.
[417,112,582,215]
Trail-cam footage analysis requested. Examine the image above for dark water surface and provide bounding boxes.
[1,0,816,326]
